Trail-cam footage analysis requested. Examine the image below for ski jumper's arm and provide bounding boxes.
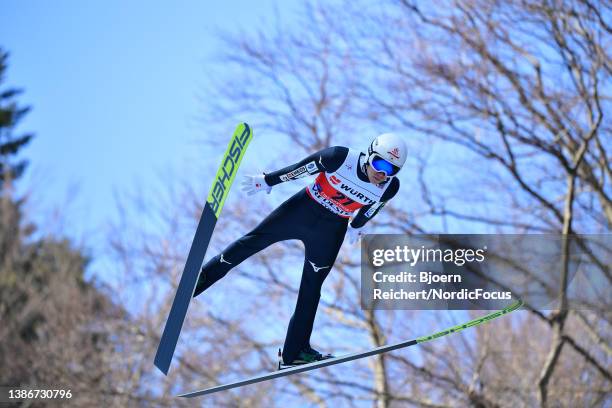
[263,146,348,186]
[350,178,400,228]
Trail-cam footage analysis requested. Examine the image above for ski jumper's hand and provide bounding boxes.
[241,174,272,196]
[347,225,364,245]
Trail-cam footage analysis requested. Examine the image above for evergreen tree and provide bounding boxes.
[0,48,127,405]
[0,48,33,186]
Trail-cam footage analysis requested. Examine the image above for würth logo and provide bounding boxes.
[388,147,400,159]
[330,175,341,185]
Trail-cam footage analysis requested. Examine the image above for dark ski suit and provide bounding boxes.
[194,146,399,363]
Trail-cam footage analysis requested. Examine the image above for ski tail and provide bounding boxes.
[154,123,253,375]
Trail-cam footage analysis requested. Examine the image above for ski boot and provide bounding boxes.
[278,346,335,370]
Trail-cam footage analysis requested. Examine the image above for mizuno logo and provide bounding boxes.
[309,261,330,273]
[220,254,232,265]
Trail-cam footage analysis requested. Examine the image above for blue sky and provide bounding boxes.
[1,0,299,272]
[1,3,536,401]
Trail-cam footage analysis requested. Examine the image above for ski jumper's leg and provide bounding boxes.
[194,194,301,297]
[282,215,347,363]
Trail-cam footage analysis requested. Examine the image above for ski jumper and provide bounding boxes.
[193,146,400,363]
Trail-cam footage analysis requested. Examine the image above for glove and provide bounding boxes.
[347,225,364,245]
[241,174,272,196]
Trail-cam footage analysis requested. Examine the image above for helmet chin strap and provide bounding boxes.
[359,153,369,174]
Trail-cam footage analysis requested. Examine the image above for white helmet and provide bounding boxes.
[366,133,407,176]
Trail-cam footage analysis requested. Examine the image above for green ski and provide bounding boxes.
[154,123,253,375]
[180,300,523,397]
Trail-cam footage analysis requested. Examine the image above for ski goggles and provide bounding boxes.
[370,155,401,176]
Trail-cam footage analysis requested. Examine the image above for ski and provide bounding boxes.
[179,299,523,397]
[154,123,253,375]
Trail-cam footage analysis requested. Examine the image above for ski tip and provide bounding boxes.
[237,122,251,134]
